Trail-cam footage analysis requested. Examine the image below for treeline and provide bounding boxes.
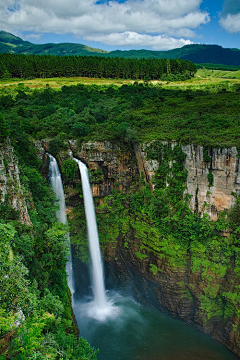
[196,63,240,71]
[0,53,196,80]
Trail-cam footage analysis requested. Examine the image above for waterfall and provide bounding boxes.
[74,159,108,310]
[48,154,74,295]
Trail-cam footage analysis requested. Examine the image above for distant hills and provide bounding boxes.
[0,31,108,57]
[1,30,240,66]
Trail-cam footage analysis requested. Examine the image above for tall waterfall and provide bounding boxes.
[48,154,74,295]
[74,159,107,310]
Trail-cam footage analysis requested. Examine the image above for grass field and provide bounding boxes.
[0,77,135,91]
[1,68,240,93]
[197,68,240,79]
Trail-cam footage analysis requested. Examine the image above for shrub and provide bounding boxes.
[203,147,211,162]
[48,138,68,157]
[71,122,89,137]
[207,172,214,187]
[62,158,78,181]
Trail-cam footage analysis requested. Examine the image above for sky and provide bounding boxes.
[1,0,240,51]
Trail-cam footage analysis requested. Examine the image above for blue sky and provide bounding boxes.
[1,0,240,51]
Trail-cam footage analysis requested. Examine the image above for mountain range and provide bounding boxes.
[1,30,240,66]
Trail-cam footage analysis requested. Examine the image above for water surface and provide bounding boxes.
[73,291,238,360]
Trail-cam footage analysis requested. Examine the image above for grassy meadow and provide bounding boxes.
[1,68,240,93]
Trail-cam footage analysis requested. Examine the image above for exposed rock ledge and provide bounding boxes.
[0,141,31,225]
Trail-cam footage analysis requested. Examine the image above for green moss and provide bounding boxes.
[199,295,224,322]
[135,251,148,260]
[149,263,158,275]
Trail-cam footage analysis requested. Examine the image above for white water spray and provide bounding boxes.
[48,154,74,295]
[75,158,119,321]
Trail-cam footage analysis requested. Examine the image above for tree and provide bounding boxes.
[0,112,9,141]
[62,159,78,181]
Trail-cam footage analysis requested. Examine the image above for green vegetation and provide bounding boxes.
[62,159,78,181]
[196,64,240,71]
[0,53,196,81]
[197,67,240,79]
[207,172,214,187]
[0,112,9,141]
[1,81,240,149]
[0,31,108,57]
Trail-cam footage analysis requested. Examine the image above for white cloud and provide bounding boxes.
[0,0,210,49]
[24,33,42,41]
[85,31,193,50]
[219,13,240,33]
[219,0,240,33]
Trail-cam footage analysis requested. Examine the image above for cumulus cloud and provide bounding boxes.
[219,0,240,33]
[220,13,240,33]
[1,0,210,49]
[24,33,42,41]
[85,31,194,50]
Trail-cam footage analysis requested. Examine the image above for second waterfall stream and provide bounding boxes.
[48,154,74,295]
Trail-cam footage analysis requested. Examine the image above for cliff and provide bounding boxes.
[0,140,31,225]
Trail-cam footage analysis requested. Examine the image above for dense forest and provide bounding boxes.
[196,63,240,71]
[0,80,240,148]
[0,53,196,81]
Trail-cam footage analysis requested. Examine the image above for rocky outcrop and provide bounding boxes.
[0,140,31,225]
[137,143,240,221]
[69,140,138,197]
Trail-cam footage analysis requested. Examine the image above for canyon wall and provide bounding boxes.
[37,140,240,357]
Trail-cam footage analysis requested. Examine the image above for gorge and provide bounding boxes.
[36,139,240,358]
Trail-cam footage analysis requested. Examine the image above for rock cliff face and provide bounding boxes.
[69,140,138,197]
[137,143,240,221]
[37,139,240,357]
[0,141,31,225]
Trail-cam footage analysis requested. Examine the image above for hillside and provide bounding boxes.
[1,31,240,65]
[0,31,108,56]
